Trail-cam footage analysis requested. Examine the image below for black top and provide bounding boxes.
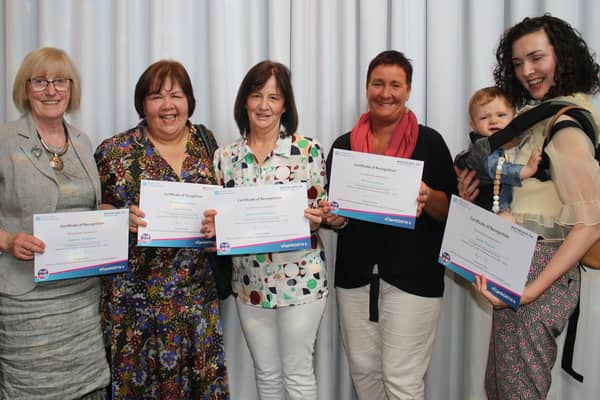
[326,126,457,298]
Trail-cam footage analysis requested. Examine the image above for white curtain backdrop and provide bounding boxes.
[2,1,600,399]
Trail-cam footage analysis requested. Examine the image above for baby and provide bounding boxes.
[464,86,541,213]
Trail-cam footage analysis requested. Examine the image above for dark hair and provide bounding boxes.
[234,60,299,137]
[134,60,196,119]
[366,50,413,88]
[494,14,600,108]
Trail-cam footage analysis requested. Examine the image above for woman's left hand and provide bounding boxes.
[416,182,430,217]
[474,275,509,309]
[305,205,324,232]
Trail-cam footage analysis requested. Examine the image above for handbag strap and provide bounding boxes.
[195,123,217,158]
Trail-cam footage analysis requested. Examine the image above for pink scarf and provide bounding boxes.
[350,110,419,158]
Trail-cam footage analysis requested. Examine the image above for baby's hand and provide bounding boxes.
[520,150,542,180]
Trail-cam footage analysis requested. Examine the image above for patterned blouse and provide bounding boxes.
[214,133,328,308]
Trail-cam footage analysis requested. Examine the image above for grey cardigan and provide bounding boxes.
[0,114,101,295]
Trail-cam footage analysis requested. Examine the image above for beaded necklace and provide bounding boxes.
[491,153,507,213]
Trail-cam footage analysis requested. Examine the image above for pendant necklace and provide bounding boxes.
[37,129,70,171]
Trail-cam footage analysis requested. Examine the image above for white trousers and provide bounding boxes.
[337,281,441,400]
[235,297,327,400]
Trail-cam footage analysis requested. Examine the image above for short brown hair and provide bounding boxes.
[134,60,196,119]
[366,50,413,88]
[13,47,81,114]
[468,86,514,120]
[234,60,298,137]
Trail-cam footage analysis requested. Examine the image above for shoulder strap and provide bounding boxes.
[195,123,218,158]
[535,105,599,181]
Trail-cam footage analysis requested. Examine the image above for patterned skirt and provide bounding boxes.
[484,240,580,400]
[104,252,229,400]
[0,278,110,400]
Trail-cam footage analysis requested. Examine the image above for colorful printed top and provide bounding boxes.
[214,133,328,308]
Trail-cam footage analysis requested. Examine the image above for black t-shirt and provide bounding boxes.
[326,126,457,298]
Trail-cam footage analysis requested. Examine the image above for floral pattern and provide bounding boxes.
[485,241,579,400]
[94,123,229,399]
[214,133,328,308]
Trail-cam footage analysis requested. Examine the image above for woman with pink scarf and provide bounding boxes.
[323,50,456,400]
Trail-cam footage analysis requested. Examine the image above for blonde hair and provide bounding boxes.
[12,47,81,114]
[468,86,514,120]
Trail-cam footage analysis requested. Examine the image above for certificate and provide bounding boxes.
[214,183,310,255]
[33,209,129,282]
[328,148,423,229]
[137,180,219,247]
[438,195,537,309]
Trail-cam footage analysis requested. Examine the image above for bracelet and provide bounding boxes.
[332,219,349,230]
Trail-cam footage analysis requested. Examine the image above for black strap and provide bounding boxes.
[194,123,233,300]
[369,265,380,322]
[195,124,218,156]
[561,272,584,382]
[535,120,585,181]
[485,102,595,154]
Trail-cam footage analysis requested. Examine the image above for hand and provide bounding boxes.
[319,200,348,228]
[455,167,480,202]
[202,209,218,239]
[305,205,324,232]
[474,275,507,309]
[416,182,430,217]
[520,149,542,180]
[201,209,219,252]
[8,232,45,261]
[128,205,147,233]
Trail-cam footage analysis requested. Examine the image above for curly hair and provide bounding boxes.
[494,14,600,108]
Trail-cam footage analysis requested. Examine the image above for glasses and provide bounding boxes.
[28,78,72,92]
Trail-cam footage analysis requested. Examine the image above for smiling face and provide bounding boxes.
[27,68,71,124]
[470,97,515,136]
[512,29,558,100]
[245,75,285,137]
[143,77,189,141]
[366,64,411,124]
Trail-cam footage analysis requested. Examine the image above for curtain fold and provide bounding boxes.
[2,1,600,399]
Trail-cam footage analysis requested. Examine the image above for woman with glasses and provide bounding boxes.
[0,47,109,399]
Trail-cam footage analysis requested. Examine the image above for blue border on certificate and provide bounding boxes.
[332,207,415,229]
[438,255,521,310]
[35,259,128,283]
[217,236,311,255]
[137,235,215,248]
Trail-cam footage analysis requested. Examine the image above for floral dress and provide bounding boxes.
[214,133,328,308]
[94,123,229,400]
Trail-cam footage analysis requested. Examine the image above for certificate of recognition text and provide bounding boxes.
[137,179,219,248]
[214,183,311,255]
[33,209,129,282]
[328,148,423,229]
[438,195,537,309]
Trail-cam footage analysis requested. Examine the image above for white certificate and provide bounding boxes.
[214,183,310,255]
[438,195,538,309]
[328,148,423,229]
[33,209,129,282]
[137,180,219,248]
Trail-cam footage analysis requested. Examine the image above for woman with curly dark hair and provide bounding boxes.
[462,14,600,400]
